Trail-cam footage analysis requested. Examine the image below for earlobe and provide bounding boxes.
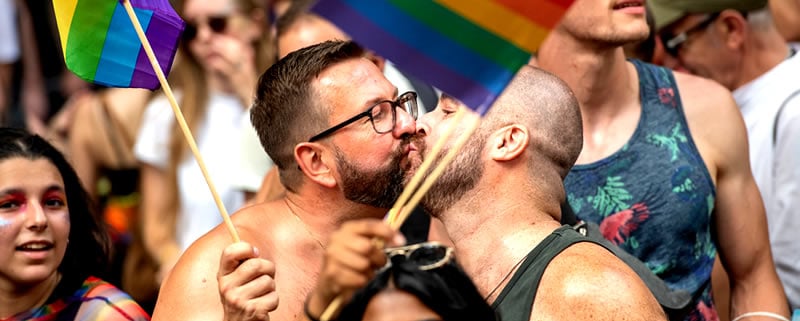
[489,125,529,161]
[295,143,337,188]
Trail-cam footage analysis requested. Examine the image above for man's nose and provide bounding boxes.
[415,113,430,137]
[393,108,417,138]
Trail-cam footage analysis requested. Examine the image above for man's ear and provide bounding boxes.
[718,9,747,50]
[295,142,337,188]
[489,125,529,161]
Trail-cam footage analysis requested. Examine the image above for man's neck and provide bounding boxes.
[735,31,793,90]
[538,30,639,117]
[284,190,386,246]
[440,190,560,301]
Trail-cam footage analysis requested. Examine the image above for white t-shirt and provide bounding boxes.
[732,49,800,310]
[135,93,246,252]
[231,62,432,192]
[0,0,20,63]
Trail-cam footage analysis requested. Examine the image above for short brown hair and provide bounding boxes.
[251,40,365,191]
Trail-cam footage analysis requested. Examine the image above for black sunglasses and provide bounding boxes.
[182,15,231,41]
[379,242,454,273]
[308,91,419,142]
[660,13,720,57]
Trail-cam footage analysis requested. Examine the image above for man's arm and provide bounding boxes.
[536,242,667,320]
[678,73,790,319]
[151,231,228,321]
[152,211,278,321]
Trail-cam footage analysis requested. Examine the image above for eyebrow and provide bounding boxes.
[363,87,400,108]
[0,185,64,197]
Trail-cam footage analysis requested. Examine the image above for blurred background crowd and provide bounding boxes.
[0,0,798,319]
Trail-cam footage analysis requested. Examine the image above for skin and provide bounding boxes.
[769,0,800,42]
[538,0,789,318]
[150,57,419,321]
[362,288,442,321]
[138,0,265,285]
[0,158,69,318]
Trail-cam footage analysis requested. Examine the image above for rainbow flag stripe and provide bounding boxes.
[52,0,184,89]
[313,0,572,115]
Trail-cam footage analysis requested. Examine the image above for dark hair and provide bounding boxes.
[250,40,365,191]
[337,255,498,321]
[0,128,111,290]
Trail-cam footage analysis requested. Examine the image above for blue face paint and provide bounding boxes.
[0,217,11,229]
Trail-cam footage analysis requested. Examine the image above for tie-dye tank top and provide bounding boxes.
[2,276,150,321]
[564,60,718,321]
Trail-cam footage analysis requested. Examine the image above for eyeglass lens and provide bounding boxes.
[371,92,417,133]
[406,245,448,268]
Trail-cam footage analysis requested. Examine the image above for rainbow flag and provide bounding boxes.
[312,0,573,115]
[52,0,184,90]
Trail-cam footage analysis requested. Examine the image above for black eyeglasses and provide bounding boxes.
[379,242,454,272]
[661,13,720,57]
[308,91,419,142]
[183,15,231,41]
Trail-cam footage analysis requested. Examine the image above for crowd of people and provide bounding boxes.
[1,0,798,320]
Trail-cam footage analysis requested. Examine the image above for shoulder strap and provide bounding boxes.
[774,89,800,146]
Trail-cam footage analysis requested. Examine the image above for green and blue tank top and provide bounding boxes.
[564,60,718,321]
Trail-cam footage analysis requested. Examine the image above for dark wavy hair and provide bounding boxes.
[337,255,498,321]
[0,128,110,291]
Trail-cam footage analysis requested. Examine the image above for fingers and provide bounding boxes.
[219,242,260,277]
[315,219,405,303]
[218,242,277,321]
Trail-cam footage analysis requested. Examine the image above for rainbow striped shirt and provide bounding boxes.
[2,277,150,321]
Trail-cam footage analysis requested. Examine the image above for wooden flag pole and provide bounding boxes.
[121,0,240,243]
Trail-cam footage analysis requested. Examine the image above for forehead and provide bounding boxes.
[314,58,396,113]
[362,289,441,321]
[0,158,63,191]
[183,0,235,18]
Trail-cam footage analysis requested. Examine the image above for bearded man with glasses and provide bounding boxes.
[152,40,425,321]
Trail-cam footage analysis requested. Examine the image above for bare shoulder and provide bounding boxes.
[674,72,748,178]
[151,202,283,321]
[533,242,666,321]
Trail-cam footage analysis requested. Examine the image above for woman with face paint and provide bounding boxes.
[0,128,149,320]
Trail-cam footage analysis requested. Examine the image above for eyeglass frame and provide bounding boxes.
[379,241,454,272]
[660,12,721,57]
[308,91,419,142]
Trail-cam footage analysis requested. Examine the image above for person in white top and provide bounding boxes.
[652,0,800,311]
[134,0,275,286]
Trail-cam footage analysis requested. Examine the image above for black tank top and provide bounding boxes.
[491,225,606,321]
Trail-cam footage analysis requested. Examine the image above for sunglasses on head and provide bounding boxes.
[182,15,231,41]
[380,242,454,272]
